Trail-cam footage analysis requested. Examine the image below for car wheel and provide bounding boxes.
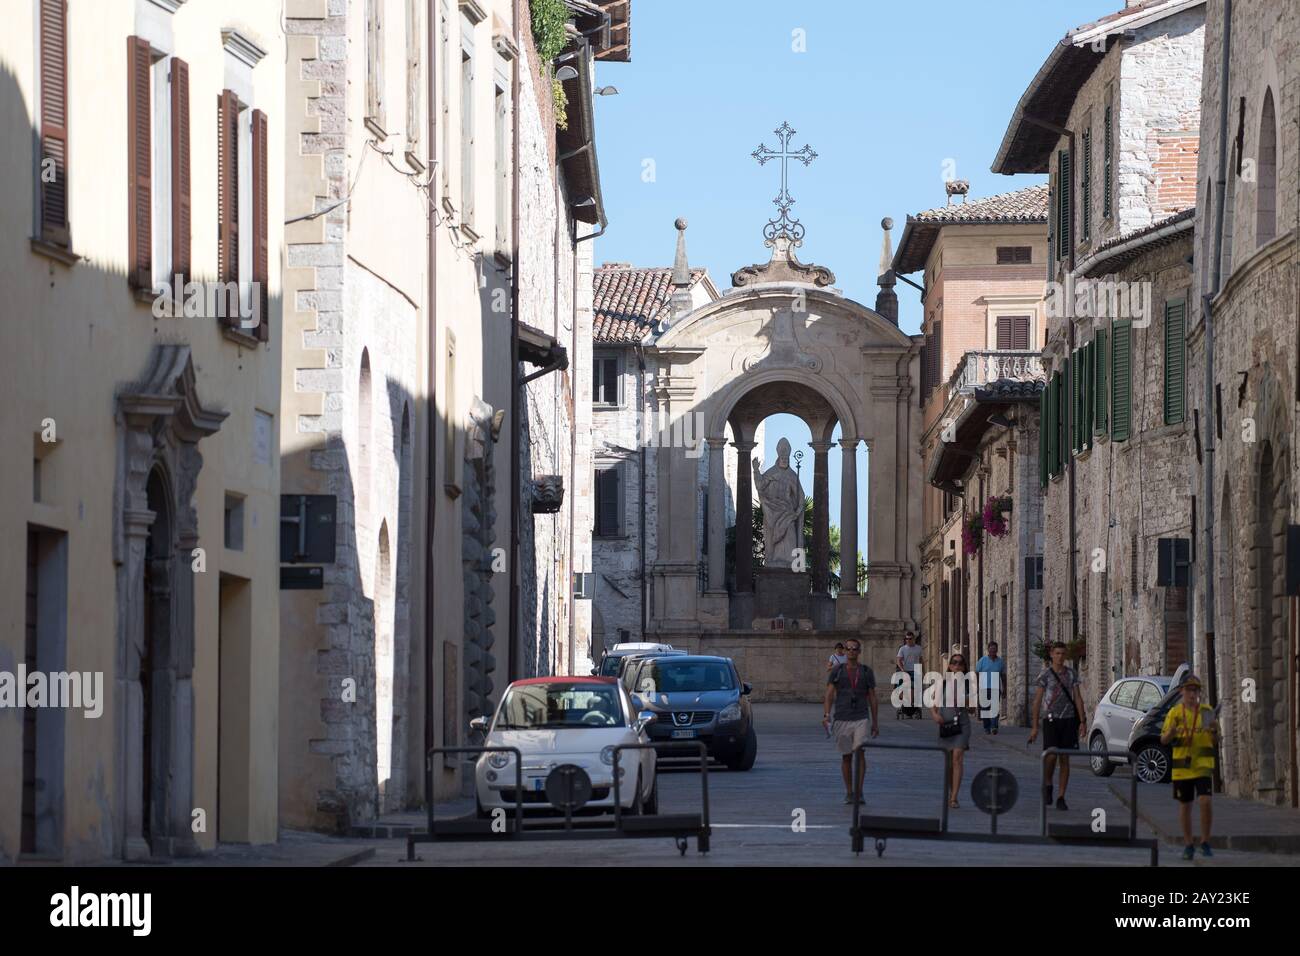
[643,775,659,815]
[626,770,643,815]
[1089,733,1116,777]
[726,726,758,772]
[1132,742,1171,784]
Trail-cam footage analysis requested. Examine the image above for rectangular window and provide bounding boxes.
[365,0,385,133]
[23,526,68,857]
[251,109,269,341]
[1111,321,1133,441]
[440,1,452,197]
[1093,326,1108,433]
[594,464,623,537]
[150,53,172,292]
[37,0,70,247]
[494,82,510,255]
[996,315,1031,350]
[217,89,239,293]
[1163,299,1186,424]
[460,34,475,227]
[1080,126,1092,242]
[170,58,191,288]
[996,246,1032,264]
[1038,385,1048,487]
[406,0,421,154]
[1056,150,1072,257]
[593,352,620,406]
[127,36,153,290]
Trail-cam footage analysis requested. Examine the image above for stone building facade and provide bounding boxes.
[589,255,723,653]
[1189,0,1298,805]
[1,0,285,860]
[993,0,1204,713]
[280,0,618,827]
[893,185,1049,680]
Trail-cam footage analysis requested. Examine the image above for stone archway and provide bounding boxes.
[643,236,922,694]
[115,345,226,859]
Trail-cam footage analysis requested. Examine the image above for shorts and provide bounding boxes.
[832,718,871,755]
[1042,716,1080,750]
[1173,777,1212,803]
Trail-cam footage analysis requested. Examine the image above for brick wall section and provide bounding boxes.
[1153,133,1200,215]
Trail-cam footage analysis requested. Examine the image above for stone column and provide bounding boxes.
[706,437,727,592]
[730,438,756,629]
[839,437,860,594]
[732,440,756,592]
[810,440,832,595]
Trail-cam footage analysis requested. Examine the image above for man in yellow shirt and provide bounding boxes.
[1159,675,1217,860]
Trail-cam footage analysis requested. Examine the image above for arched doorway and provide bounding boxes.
[375,521,393,806]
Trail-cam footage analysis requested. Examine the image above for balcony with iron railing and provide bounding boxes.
[947,350,1044,394]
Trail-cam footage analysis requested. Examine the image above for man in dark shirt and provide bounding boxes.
[822,640,879,804]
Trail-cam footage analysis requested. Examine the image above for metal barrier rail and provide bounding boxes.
[1040,746,1138,838]
[847,740,1159,865]
[405,741,711,859]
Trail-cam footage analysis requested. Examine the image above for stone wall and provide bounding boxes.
[1188,0,1299,804]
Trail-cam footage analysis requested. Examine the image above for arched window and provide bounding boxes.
[1256,88,1278,248]
[358,349,373,527]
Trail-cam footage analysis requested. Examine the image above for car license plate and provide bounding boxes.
[671,729,697,739]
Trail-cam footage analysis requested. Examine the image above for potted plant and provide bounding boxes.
[982,495,1012,539]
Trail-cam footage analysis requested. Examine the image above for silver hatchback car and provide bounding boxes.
[1087,666,1186,777]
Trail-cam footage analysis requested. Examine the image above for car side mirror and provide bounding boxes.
[635,710,657,732]
[742,683,752,696]
[469,716,490,734]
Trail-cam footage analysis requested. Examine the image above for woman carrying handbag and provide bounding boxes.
[932,653,973,808]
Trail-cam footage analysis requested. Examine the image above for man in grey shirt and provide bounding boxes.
[822,640,879,804]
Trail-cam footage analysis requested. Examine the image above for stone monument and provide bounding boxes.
[752,438,810,623]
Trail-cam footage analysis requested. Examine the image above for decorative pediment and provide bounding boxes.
[118,344,227,442]
[731,234,835,289]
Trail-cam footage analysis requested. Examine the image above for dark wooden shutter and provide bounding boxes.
[1038,386,1048,487]
[596,467,620,536]
[1081,128,1092,240]
[1111,321,1132,441]
[1163,300,1186,424]
[1103,102,1113,218]
[252,108,269,341]
[38,0,69,246]
[919,341,928,407]
[1014,316,1030,349]
[1070,349,1080,454]
[127,36,152,290]
[217,90,239,300]
[996,316,1012,350]
[1057,150,1072,255]
[171,58,190,288]
[932,321,943,387]
[1094,326,1108,432]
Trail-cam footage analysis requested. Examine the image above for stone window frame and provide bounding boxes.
[593,459,626,538]
[981,294,1041,353]
[593,349,624,408]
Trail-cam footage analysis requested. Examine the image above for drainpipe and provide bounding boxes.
[423,0,439,815]
[637,345,648,635]
[1202,0,1232,713]
[508,0,522,682]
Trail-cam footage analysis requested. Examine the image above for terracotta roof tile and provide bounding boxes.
[912,184,1049,224]
[593,265,705,343]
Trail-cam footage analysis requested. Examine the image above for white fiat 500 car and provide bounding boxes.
[471,677,658,817]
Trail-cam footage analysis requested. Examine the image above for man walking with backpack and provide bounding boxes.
[1027,642,1087,811]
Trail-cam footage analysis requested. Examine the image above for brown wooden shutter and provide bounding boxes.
[127,36,152,290]
[933,321,943,386]
[217,90,239,301]
[39,0,70,246]
[996,316,1012,350]
[252,108,269,342]
[1012,315,1030,350]
[170,58,190,288]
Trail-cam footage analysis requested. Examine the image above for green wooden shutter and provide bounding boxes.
[1094,326,1108,432]
[1081,129,1092,241]
[1083,341,1094,449]
[1070,349,1080,454]
[1103,102,1113,219]
[1163,299,1187,424]
[1039,386,1048,487]
[1111,321,1132,441]
[1058,150,1072,255]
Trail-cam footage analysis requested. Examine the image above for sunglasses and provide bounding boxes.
[949,658,966,666]
[846,645,861,652]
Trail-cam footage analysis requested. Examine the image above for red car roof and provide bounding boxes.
[510,676,617,686]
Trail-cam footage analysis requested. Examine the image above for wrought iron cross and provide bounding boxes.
[751,121,817,242]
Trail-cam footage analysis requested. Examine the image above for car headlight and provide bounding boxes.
[600,746,615,766]
[487,752,510,770]
[719,702,742,723]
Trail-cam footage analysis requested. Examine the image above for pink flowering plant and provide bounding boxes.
[981,495,1012,539]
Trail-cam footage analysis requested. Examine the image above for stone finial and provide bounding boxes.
[945,179,970,205]
[875,217,899,325]
[671,217,691,287]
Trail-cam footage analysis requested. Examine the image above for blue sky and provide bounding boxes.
[592,0,1115,559]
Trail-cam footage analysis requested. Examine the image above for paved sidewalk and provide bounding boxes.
[981,722,1300,855]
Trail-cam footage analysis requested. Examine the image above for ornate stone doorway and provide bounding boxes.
[115,345,225,858]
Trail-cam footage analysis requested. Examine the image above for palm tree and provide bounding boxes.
[725,497,844,593]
